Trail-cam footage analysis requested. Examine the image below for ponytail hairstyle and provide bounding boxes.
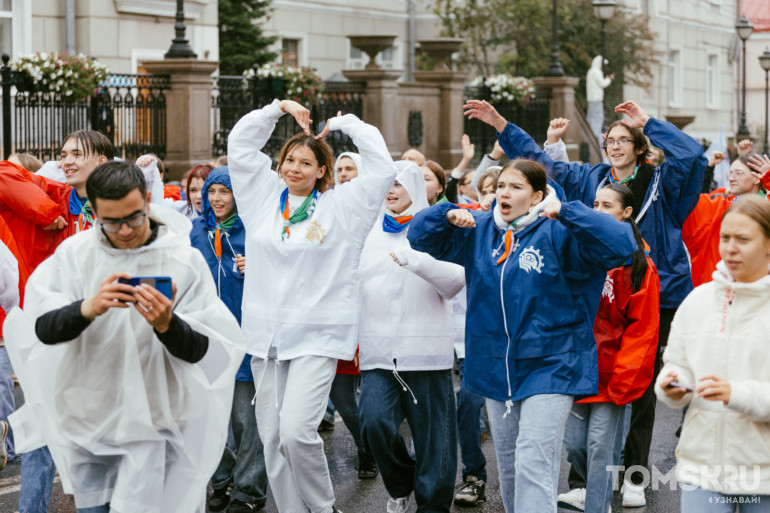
[602,183,648,292]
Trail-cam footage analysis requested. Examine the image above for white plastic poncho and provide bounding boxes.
[4,204,245,513]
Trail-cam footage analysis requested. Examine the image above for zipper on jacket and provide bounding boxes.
[499,240,515,418]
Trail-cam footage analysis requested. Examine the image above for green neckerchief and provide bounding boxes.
[216,210,238,232]
[435,195,449,204]
[610,165,639,185]
[281,189,318,241]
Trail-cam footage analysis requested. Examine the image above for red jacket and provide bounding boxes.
[580,257,660,406]
[0,215,30,338]
[0,161,79,270]
[164,184,182,201]
[682,193,732,288]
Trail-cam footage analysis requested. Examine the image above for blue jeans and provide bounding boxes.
[211,380,268,504]
[0,346,18,461]
[18,446,56,513]
[359,369,457,513]
[486,393,573,513]
[457,359,486,482]
[564,402,625,513]
[329,373,363,451]
[681,487,770,513]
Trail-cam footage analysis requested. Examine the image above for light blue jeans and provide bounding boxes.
[564,402,625,513]
[486,394,573,513]
[681,486,770,513]
[0,346,18,461]
[18,446,56,513]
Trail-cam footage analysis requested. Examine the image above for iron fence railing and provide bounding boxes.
[1,54,169,162]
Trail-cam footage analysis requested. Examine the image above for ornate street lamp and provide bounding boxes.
[545,0,565,77]
[165,0,198,59]
[735,17,753,139]
[592,0,617,60]
[759,48,770,153]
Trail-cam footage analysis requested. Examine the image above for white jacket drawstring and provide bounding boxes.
[274,360,281,408]
[392,367,418,405]
[252,359,268,406]
[499,253,514,418]
[206,232,226,298]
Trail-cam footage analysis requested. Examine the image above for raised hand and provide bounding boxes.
[707,151,725,167]
[447,208,476,228]
[461,134,475,160]
[547,118,571,144]
[463,100,508,133]
[747,154,770,183]
[236,254,246,274]
[615,101,650,129]
[737,139,754,156]
[315,111,343,141]
[489,140,506,160]
[135,155,156,168]
[279,100,312,135]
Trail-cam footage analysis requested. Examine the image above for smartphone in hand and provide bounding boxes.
[118,276,173,300]
[669,381,695,392]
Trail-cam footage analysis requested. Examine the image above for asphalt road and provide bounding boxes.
[0,375,684,513]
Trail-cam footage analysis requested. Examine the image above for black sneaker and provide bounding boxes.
[227,499,266,512]
[207,484,232,512]
[454,475,486,507]
[318,419,335,432]
[356,450,379,479]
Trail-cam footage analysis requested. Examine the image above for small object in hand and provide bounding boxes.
[669,381,694,392]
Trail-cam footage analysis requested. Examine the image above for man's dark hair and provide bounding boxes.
[62,129,114,161]
[86,161,147,206]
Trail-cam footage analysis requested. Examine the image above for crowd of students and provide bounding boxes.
[0,96,768,513]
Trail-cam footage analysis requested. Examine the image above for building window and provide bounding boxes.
[0,0,13,56]
[706,54,719,107]
[282,39,299,68]
[667,50,681,106]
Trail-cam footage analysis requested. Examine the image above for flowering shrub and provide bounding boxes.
[470,74,535,106]
[10,52,109,103]
[243,63,324,104]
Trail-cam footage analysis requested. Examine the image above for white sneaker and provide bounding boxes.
[386,493,412,513]
[556,488,586,511]
[621,482,646,507]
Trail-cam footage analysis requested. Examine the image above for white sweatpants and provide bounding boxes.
[251,355,337,513]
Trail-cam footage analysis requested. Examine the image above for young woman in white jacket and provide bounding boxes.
[656,195,770,512]
[227,100,397,513]
[357,160,465,513]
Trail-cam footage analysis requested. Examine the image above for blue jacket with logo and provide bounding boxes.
[496,118,707,309]
[407,201,636,402]
[190,166,252,381]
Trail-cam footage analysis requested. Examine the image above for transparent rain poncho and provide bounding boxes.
[5,205,245,512]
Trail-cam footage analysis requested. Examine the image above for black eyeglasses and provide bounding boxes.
[99,212,147,233]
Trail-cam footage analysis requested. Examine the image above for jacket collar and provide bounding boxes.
[493,185,558,233]
[713,260,770,289]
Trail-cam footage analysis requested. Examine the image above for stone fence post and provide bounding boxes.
[141,59,219,179]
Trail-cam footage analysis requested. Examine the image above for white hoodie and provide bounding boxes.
[358,161,465,372]
[586,55,612,103]
[228,101,397,360]
[5,204,245,512]
[655,261,770,494]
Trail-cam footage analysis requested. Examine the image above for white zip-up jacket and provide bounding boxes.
[655,261,770,494]
[228,101,397,360]
[358,161,465,371]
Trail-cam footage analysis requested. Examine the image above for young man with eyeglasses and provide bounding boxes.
[464,98,707,510]
[5,161,244,513]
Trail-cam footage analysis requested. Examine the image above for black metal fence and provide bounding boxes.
[211,75,365,160]
[463,84,551,163]
[1,54,169,162]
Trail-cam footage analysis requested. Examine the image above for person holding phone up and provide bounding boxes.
[4,161,245,513]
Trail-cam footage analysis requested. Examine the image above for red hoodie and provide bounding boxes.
[0,215,30,338]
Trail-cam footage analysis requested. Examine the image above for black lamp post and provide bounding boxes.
[165,0,198,59]
[592,0,617,60]
[545,0,564,77]
[760,48,770,154]
[735,17,753,140]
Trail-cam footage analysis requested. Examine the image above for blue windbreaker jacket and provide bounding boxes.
[407,200,636,403]
[496,118,707,309]
[190,166,252,381]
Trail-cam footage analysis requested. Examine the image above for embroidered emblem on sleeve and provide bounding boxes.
[602,275,615,303]
[518,246,544,274]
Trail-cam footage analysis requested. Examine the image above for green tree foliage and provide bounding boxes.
[433,0,659,120]
[219,0,278,75]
